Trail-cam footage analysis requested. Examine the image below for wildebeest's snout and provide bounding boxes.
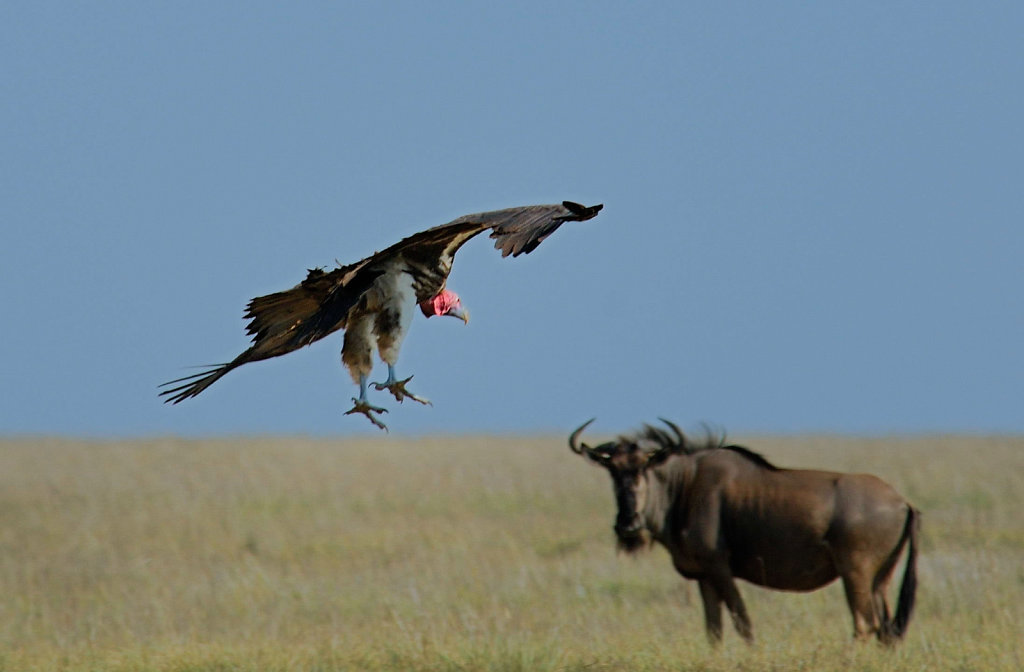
[612,473,644,539]
[614,514,643,537]
[614,513,647,553]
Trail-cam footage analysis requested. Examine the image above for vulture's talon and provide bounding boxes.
[345,398,389,431]
[372,375,431,406]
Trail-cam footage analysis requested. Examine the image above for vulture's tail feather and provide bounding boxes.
[159,358,246,404]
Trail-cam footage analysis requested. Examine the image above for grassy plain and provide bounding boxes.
[1,433,1021,671]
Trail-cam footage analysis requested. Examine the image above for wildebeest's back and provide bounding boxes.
[698,458,909,591]
[715,463,843,590]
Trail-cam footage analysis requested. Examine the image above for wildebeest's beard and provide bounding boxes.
[613,479,647,553]
[615,527,648,553]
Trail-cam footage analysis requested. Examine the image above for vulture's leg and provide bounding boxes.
[372,286,431,406]
[373,364,432,406]
[342,317,389,430]
[344,374,389,431]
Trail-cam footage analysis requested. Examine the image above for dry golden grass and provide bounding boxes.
[1,434,1021,671]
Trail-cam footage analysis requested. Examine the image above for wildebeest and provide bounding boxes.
[569,419,919,645]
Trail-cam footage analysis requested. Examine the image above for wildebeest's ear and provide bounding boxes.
[569,419,616,466]
[644,445,676,468]
[586,443,616,466]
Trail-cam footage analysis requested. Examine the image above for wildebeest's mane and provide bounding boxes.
[719,444,779,470]
[628,424,779,471]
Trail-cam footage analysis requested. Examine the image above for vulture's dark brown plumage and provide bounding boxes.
[160,201,603,428]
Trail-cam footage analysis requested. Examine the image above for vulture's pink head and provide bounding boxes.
[420,289,469,323]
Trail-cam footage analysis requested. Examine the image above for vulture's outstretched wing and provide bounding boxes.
[240,201,604,346]
[159,262,384,403]
[467,200,604,258]
[241,262,385,355]
[364,200,604,299]
[390,200,604,261]
[160,201,602,404]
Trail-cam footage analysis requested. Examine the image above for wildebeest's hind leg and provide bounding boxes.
[872,510,915,645]
[874,591,894,644]
[840,569,883,641]
[698,580,724,645]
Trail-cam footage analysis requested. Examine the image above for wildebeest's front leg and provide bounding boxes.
[704,572,753,643]
[698,580,724,644]
[687,491,754,643]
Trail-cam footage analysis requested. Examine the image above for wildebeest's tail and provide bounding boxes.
[159,352,253,404]
[888,506,920,640]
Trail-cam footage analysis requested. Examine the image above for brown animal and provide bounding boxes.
[569,419,919,645]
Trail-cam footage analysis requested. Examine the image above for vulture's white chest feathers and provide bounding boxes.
[372,269,419,363]
[387,270,418,321]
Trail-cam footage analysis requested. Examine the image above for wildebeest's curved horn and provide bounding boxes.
[569,418,596,455]
[659,418,685,448]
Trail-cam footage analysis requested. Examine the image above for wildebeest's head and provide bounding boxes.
[568,418,685,553]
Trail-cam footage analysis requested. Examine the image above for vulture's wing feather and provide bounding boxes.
[445,201,603,258]
[363,201,603,300]
[242,261,384,357]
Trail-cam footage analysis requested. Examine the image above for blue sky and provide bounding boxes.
[2,3,1021,436]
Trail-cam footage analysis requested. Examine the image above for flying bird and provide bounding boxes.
[160,201,603,429]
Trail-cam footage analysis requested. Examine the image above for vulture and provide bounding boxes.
[160,201,603,429]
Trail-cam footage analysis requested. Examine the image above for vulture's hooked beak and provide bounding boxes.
[448,306,470,324]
